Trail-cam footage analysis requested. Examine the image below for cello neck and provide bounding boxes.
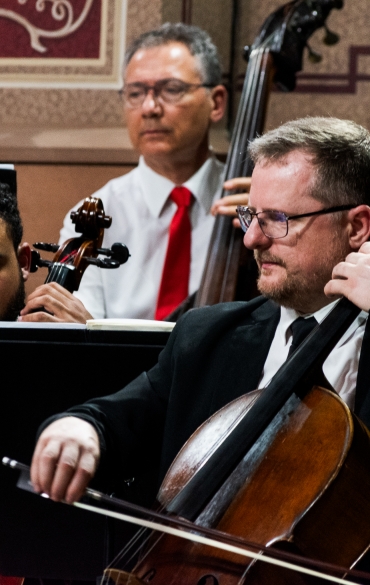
[45,263,76,292]
[167,297,361,519]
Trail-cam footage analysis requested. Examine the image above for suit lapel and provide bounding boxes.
[209,300,280,413]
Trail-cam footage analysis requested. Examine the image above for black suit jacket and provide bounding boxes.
[52,297,370,501]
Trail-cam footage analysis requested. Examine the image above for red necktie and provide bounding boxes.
[155,186,192,320]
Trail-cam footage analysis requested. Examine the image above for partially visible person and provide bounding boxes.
[19,23,250,324]
[0,183,31,321]
[0,181,30,585]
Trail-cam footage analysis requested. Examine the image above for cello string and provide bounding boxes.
[5,459,369,584]
[228,47,264,178]
[73,500,362,585]
[81,487,370,583]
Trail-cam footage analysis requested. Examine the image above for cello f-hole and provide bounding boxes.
[197,576,219,585]
[142,569,156,582]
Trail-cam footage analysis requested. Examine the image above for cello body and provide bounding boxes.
[106,387,370,584]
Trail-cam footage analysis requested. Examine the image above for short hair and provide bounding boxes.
[124,22,222,86]
[0,183,23,250]
[248,117,370,207]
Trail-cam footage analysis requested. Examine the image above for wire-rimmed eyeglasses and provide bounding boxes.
[121,78,215,108]
[236,204,356,239]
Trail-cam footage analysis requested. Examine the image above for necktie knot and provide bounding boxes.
[288,316,317,356]
[170,186,192,208]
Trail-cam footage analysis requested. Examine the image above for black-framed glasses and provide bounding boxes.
[236,204,356,239]
[121,78,214,108]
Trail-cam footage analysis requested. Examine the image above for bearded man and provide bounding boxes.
[30,117,370,531]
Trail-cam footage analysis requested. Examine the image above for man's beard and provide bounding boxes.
[1,274,26,321]
[254,243,347,313]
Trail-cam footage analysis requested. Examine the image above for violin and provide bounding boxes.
[193,0,343,309]
[29,196,130,293]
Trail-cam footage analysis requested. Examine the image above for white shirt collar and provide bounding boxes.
[137,153,223,218]
[279,300,368,347]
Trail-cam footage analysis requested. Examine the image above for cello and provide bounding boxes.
[29,196,130,292]
[6,298,370,584]
[90,298,370,584]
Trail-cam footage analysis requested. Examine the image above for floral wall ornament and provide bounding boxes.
[0,0,126,89]
[0,0,94,53]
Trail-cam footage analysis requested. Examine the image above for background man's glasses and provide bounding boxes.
[121,78,214,108]
[236,204,356,239]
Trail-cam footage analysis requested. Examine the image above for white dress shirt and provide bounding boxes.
[60,155,225,319]
[258,300,368,409]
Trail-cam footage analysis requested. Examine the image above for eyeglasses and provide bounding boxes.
[236,204,356,239]
[121,78,214,108]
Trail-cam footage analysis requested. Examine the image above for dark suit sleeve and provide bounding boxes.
[37,318,183,492]
[37,298,271,496]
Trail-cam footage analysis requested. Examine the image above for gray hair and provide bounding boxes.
[248,117,370,207]
[123,22,222,86]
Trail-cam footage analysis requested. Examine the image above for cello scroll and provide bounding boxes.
[30,197,130,293]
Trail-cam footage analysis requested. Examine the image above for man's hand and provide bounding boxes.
[30,417,100,504]
[19,282,93,323]
[211,177,251,228]
[324,242,370,312]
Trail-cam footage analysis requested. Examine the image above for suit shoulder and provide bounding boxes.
[172,297,274,341]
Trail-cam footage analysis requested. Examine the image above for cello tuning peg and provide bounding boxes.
[323,25,340,46]
[96,243,130,265]
[306,42,322,64]
[111,243,130,265]
[29,250,52,272]
[86,257,120,269]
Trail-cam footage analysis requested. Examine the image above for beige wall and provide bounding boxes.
[2,2,369,130]
[2,0,370,295]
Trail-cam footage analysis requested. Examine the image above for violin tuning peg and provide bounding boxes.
[306,43,322,64]
[243,46,250,62]
[323,25,340,46]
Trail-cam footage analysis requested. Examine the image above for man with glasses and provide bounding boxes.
[30,117,370,510]
[20,23,248,323]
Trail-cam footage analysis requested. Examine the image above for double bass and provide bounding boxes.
[187,0,343,312]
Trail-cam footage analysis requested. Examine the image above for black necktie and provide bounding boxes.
[288,316,317,357]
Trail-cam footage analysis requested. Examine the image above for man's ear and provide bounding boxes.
[347,205,370,249]
[209,85,228,124]
[17,242,32,282]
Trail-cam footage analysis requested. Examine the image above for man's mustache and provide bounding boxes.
[254,251,286,268]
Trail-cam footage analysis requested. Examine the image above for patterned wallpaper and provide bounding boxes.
[1,1,370,132]
[0,0,162,128]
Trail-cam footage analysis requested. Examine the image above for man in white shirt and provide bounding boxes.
[20,23,248,322]
[31,117,370,513]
